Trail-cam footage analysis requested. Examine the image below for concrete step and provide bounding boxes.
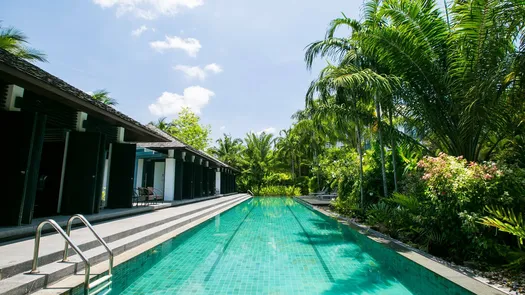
[0,195,251,295]
[0,194,247,281]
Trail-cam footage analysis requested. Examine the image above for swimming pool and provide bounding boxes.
[81,197,474,295]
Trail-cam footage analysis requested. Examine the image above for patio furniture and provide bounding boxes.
[318,189,337,200]
[147,187,164,204]
[309,187,327,197]
[134,187,151,206]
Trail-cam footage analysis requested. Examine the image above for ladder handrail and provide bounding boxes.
[64,214,114,277]
[247,190,254,196]
[30,219,91,294]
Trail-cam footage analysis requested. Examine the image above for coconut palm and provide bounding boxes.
[241,132,275,189]
[0,22,47,62]
[91,89,118,106]
[209,134,243,168]
[276,128,299,182]
[152,117,170,132]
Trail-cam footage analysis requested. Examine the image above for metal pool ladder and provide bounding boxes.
[30,214,114,295]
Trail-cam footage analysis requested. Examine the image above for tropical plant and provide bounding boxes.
[480,207,525,248]
[152,117,170,132]
[91,89,118,106]
[0,22,47,62]
[480,206,525,268]
[251,185,301,197]
[209,134,243,168]
[240,132,275,189]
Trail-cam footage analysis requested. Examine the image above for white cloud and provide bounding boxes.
[173,63,223,80]
[92,0,204,19]
[131,25,148,37]
[220,126,226,130]
[148,86,215,116]
[256,127,276,135]
[204,63,223,73]
[150,36,201,57]
[173,65,206,80]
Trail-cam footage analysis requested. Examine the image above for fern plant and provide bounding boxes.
[479,206,525,269]
[479,206,525,247]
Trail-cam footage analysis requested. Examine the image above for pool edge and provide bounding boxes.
[293,197,509,295]
[31,195,253,295]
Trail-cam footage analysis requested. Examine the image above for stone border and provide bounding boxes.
[294,197,509,295]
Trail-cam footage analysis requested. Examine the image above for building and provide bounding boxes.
[0,49,168,227]
[135,124,238,201]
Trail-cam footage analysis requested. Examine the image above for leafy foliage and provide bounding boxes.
[158,107,212,151]
[0,22,47,62]
[251,186,301,197]
[301,0,525,269]
[209,134,243,168]
[91,89,118,106]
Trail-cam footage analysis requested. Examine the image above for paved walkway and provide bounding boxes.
[0,194,244,277]
[0,194,237,241]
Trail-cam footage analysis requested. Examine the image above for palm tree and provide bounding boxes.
[91,89,118,106]
[152,117,170,132]
[349,0,523,161]
[241,132,275,189]
[304,9,397,199]
[209,134,243,168]
[276,128,298,182]
[0,22,47,62]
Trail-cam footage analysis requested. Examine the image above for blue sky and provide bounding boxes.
[2,0,361,142]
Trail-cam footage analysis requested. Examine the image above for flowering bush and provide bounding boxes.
[399,153,525,262]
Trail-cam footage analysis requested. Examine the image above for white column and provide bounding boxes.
[153,162,165,196]
[164,158,176,201]
[136,159,144,188]
[215,169,221,195]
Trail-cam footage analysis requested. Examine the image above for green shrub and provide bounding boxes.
[251,185,301,197]
[397,153,525,262]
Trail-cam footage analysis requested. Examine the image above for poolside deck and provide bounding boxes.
[297,196,334,206]
[0,193,239,242]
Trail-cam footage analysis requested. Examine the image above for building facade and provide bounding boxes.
[0,49,167,226]
[135,125,238,201]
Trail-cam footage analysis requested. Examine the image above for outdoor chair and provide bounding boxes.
[318,189,337,200]
[147,187,164,204]
[309,187,327,197]
[134,187,151,206]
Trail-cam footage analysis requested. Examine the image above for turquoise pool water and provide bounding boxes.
[87,197,473,295]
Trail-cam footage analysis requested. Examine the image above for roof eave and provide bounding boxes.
[0,62,167,143]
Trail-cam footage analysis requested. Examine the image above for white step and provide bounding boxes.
[0,195,251,295]
[0,194,246,280]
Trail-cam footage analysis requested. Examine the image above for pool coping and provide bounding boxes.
[294,197,509,295]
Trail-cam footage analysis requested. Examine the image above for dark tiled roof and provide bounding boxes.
[142,124,237,171]
[137,141,185,148]
[0,49,164,141]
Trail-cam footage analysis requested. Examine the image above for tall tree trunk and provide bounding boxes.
[314,149,320,190]
[389,108,398,192]
[291,153,295,184]
[355,124,365,207]
[375,97,388,197]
